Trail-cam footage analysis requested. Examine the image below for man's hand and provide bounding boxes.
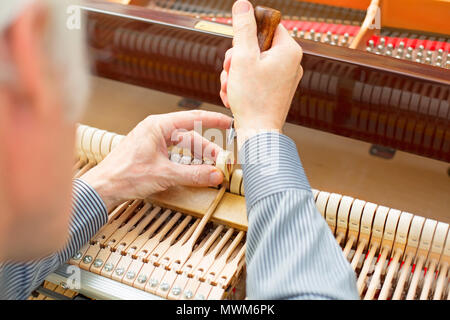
[219,0,303,147]
[81,110,232,211]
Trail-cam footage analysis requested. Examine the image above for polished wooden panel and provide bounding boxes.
[81,1,450,162]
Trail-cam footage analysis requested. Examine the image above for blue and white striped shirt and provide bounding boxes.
[241,133,358,299]
[0,132,358,300]
[0,179,108,300]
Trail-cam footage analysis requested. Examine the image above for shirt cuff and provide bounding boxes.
[63,179,108,262]
[239,132,312,212]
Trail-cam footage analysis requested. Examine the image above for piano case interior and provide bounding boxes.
[32,0,450,301]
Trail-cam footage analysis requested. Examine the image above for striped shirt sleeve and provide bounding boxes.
[240,132,359,300]
[0,179,108,300]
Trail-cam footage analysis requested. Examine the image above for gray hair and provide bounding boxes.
[0,0,90,121]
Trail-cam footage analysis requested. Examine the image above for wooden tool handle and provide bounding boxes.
[254,5,281,51]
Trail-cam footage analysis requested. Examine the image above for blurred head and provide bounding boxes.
[0,0,89,261]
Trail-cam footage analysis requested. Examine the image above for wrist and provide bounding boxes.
[80,168,123,212]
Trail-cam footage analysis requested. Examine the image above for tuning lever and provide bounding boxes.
[254,5,281,51]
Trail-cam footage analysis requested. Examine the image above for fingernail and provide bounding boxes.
[209,169,223,185]
[233,0,250,15]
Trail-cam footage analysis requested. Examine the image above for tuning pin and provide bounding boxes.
[398,41,405,49]
[385,50,392,56]
[405,53,412,60]
[436,55,443,62]
[418,45,424,52]
[407,47,413,54]
[326,31,332,40]
[366,47,372,52]
[292,27,298,37]
[299,30,305,39]
[435,62,441,67]
[387,43,394,51]
[309,29,315,40]
[368,39,375,49]
[341,33,349,45]
[427,50,433,58]
[437,48,444,56]
[425,57,432,64]
[315,32,322,42]
[445,60,450,68]
[380,37,386,46]
[333,34,339,43]
[377,44,384,53]
[396,48,404,57]
[416,52,423,59]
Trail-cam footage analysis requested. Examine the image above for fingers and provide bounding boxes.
[220,70,227,92]
[269,24,303,60]
[170,130,223,161]
[231,0,259,56]
[220,69,230,108]
[169,162,224,187]
[270,23,293,48]
[223,48,233,72]
[220,89,230,109]
[156,110,232,141]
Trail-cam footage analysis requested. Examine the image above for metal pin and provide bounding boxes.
[149,278,158,287]
[366,47,372,52]
[172,287,181,296]
[326,31,332,40]
[385,50,392,56]
[299,30,305,39]
[418,45,424,52]
[72,252,82,260]
[226,118,235,146]
[309,29,315,40]
[436,62,442,67]
[115,267,124,276]
[437,48,444,56]
[368,39,375,48]
[293,27,298,37]
[446,60,450,68]
[398,42,405,49]
[425,57,431,64]
[184,290,194,299]
[137,274,148,284]
[104,263,114,272]
[387,43,394,51]
[160,282,170,291]
[93,259,103,268]
[380,37,385,45]
[83,255,92,264]
[405,53,412,60]
[315,32,322,42]
[427,50,433,57]
[407,47,413,54]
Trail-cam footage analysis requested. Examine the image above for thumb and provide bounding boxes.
[232,0,258,54]
[169,163,224,187]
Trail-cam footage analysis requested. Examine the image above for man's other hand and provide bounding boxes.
[219,0,303,146]
[81,110,232,211]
